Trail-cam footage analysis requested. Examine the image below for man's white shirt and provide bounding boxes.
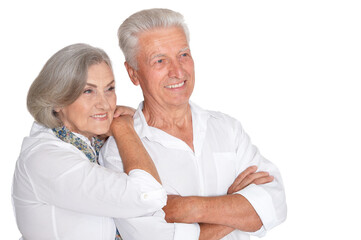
[100,102,287,240]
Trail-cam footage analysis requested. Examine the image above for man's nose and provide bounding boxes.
[168,59,185,79]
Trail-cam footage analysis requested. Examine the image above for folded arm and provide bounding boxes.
[163,166,275,239]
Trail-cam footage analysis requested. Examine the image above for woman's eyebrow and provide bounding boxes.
[85,80,115,88]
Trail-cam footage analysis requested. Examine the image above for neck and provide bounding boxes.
[142,100,194,151]
[62,124,93,141]
[142,101,192,129]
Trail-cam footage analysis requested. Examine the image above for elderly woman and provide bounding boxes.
[12,43,166,240]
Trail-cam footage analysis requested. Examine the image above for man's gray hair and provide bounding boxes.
[118,8,190,69]
[27,43,113,128]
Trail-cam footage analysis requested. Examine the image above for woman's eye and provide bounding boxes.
[108,86,115,91]
[83,89,93,94]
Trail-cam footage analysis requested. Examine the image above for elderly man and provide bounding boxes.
[100,8,287,240]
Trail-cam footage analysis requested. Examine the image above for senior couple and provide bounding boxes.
[12,8,287,240]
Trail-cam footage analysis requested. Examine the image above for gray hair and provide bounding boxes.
[118,8,190,69]
[27,43,113,128]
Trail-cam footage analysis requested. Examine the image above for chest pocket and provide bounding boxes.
[213,152,237,195]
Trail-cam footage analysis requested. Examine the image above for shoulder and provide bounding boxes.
[191,103,245,142]
[99,136,124,170]
[18,123,87,168]
[205,109,243,132]
[191,102,240,125]
[100,136,118,157]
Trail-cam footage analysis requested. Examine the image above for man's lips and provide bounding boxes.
[164,80,186,89]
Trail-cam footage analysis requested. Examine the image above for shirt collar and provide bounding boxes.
[31,122,95,153]
[133,101,213,153]
[133,102,153,139]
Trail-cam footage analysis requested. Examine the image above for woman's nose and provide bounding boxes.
[95,93,110,110]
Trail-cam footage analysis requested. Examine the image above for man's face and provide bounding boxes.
[130,26,195,110]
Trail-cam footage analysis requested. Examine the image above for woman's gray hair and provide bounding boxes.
[118,8,190,69]
[27,43,113,128]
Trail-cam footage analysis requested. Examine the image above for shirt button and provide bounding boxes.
[143,193,149,199]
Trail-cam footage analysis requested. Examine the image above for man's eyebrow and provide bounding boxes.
[179,47,190,53]
[85,80,115,88]
[150,47,190,60]
[150,53,166,60]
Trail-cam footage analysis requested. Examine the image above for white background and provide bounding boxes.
[1,0,360,239]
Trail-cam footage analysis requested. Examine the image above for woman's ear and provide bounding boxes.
[124,62,140,86]
[53,107,61,113]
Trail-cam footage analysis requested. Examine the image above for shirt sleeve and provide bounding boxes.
[114,209,200,240]
[233,120,287,236]
[100,137,200,240]
[22,140,166,218]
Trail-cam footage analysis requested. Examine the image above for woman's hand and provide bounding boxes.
[108,114,134,137]
[114,105,136,118]
[104,106,136,137]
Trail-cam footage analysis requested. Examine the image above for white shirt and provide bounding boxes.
[100,102,287,240]
[12,122,167,240]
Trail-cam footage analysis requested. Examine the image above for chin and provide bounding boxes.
[91,125,110,136]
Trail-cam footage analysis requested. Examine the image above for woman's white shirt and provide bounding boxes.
[12,122,166,240]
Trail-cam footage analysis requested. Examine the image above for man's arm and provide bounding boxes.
[164,120,288,237]
[163,166,272,232]
[163,166,274,240]
[198,224,234,240]
[165,194,262,231]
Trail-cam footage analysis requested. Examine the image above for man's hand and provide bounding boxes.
[227,166,274,194]
[163,195,198,223]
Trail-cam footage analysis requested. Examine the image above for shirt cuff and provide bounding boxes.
[174,223,200,240]
[235,184,277,236]
[128,169,167,207]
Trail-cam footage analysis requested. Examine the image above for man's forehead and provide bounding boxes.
[138,27,188,46]
[136,27,189,61]
[148,47,190,60]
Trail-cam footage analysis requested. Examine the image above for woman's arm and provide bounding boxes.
[110,115,161,184]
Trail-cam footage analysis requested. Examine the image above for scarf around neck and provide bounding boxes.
[52,126,104,163]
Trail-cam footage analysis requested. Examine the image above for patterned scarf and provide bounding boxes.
[52,126,122,240]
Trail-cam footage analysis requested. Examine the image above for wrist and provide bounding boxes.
[192,196,206,222]
[182,196,204,223]
[112,123,136,139]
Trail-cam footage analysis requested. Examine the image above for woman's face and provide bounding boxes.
[57,61,116,140]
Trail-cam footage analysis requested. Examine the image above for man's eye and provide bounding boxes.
[157,59,163,63]
[181,53,188,57]
[108,86,115,91]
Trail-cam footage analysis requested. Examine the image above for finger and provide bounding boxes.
[228,171,270,194]
[242,171,270,187]
[253,175,274,185]
[234,166,258,185]
[228,166,257,193]
[114,106,136,118]
[113,111,121,118]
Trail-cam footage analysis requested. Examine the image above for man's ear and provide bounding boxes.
[124,62,140,86]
